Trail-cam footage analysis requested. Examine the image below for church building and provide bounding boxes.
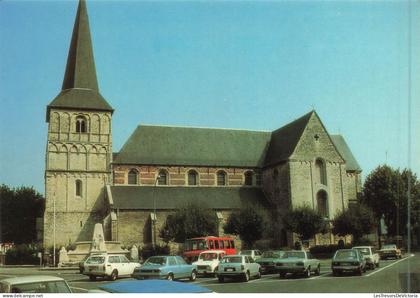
[43,0,362,249]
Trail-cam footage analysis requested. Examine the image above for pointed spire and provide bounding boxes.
[62,0,98,91]
[47,0,113,121]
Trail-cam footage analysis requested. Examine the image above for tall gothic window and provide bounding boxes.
[217,171,227,186]
[157,170,168,185]
[315,158,327,185]
[128,169,138,185]
[75,179,82,197]
[188,170,198,186]
[317,190,329,218]
[75,116,87,133]
[244,171,253,186]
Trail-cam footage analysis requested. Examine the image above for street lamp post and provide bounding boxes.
[152,173,162,249]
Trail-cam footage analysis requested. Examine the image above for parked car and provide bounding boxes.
[256,250,286,274]
[378,244,402,259]
[216,255,261,282]
[353,246,380,269]
[132,256,197,281]
[91,280,211,293]
[0,276,72,293]
[79,252,104,274]
[192,250,225,276]
[83,254,140,281]
[239,249,262,261]
[275,250,320,278]
[331,249,366,276]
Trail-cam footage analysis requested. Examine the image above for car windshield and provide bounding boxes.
[9,281,71,293]
[262,251,282,258]
[239,250,252,255]
[383,245,396,250]
[184,239,208,251]
[86,256,105,264]
[335,250,357,259]
[222,257,242,263]
[355,248,370,255]
[145,257,167,265]
[284,251,305,259]
[199,253,218,261]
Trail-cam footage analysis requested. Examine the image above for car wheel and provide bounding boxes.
[189,270,197,281]
[357,267,363,276]
[110,270,118,281]
[218,276,224,283]
[304,267,311,278]
[315,265,321,276]
[279,272,286,279]
[167,273,174,281]
[89,275,96,281]
[243,271,250,282]
[256,269,262,279]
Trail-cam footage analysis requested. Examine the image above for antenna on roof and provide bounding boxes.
[385,151,388,164]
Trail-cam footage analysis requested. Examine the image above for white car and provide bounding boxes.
[83,254,140,281]
[0,276,72,293]
[217,255,261,282]
[239,249,262,261]
[192,250,226,276]
[353,246,380,269]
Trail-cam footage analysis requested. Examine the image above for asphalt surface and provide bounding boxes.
[0,254,419,293]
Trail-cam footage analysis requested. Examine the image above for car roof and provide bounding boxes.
[0,275,66,285]
[199,250,226,254]
[352,246,371,249]
[98,280,212,293]
[223,255,243,258]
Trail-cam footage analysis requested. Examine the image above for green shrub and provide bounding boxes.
[5,244,40,265]
[140,244,170,261]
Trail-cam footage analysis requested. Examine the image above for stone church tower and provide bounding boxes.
[43,0,113,248]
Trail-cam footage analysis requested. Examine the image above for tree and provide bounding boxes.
[283,204,327,242]
[224,205,266,248]
[159,202,216,243]
[332,203,376,243]
[362,165,420,237]
[0,185,45,244]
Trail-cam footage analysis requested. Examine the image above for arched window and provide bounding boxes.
[75,179,82,197]
[317,190,329,218]
[188,170,198,186]
[157,170,168,185]
[217,171,227,186]
[75,116,87,133]
[244,171,253,186]
[128,169,138,185]
[315,159,327,185]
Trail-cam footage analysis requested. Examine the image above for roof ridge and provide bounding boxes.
[136,123,271,133]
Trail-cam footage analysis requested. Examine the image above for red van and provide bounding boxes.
[183,236,236,263]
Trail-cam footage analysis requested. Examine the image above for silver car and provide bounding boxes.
[216,255,261,282]
[0,276,72,293]
[275,250,321,278]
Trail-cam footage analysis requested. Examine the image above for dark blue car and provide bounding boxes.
[96,280,211,293]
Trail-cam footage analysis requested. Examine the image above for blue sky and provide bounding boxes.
[0,0,419,194]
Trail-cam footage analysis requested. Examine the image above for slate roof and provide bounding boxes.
[264,111,313,167]
[113,125,272,168]
[330,135,361,172]
[47,0,112,120]
[109,186,269,210]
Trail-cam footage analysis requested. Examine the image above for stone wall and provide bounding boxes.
[43,211,103,247]
[44,108,112,248]
[114,209,239,248]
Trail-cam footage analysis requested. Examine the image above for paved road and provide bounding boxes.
[1,254,419,293]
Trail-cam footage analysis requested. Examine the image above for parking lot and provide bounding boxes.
[0,254,418,293]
